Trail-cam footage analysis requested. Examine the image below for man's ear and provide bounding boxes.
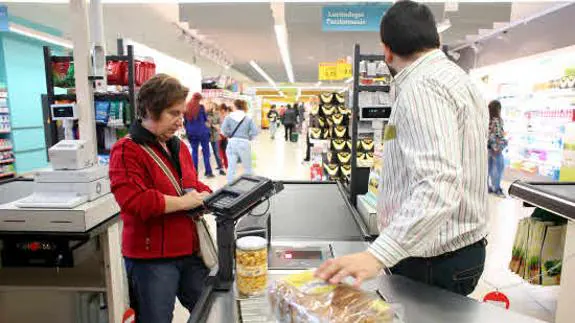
[382,44,393,64]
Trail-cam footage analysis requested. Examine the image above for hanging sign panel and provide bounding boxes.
[322,5,390,32]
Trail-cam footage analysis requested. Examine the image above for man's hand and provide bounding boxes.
[315,251,383,288]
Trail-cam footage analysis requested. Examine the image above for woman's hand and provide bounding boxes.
[181,191,205,210]
[164,191,205,214]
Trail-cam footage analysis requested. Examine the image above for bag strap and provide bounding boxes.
[126,136,184,196]
[230,117,246,138]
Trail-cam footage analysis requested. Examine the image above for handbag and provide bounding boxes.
[135,141,218,269]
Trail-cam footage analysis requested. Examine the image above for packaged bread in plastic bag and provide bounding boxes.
[268,271,394,323]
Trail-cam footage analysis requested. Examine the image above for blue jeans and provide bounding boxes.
[226,138,252,183]
[391,238,487,296]
[488,151,504,192]
[189,134,213,176]
[210,140,223,169]
[125,255,209,323]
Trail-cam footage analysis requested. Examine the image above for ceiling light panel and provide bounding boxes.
[274,24,295,83]
[249,60,278,89]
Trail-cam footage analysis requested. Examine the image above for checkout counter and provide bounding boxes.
[0,142,125,323]
[190,179,546,323]
[509,181,575,323]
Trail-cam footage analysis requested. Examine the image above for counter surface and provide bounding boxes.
[201,273,545,323]
[195,182,545,323]
[380,275,545,323]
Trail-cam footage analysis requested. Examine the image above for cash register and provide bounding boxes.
[188,175,283,322]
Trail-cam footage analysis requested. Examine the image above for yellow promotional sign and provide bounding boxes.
[336,61,352,80]
[318,62,338,81]
[319,59,352,81]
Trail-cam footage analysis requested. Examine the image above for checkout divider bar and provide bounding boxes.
[508,181,575,220]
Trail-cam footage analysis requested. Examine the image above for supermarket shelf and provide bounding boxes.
[105,55,130,62]
[0,130,11,134]
[0,172,15,179]
[0,159,14,164]
[511,159,562,167]
[94,92,130,100]
[359,54,385,61]
[53,94,77,101]
[532,88,575,97]
[53,92,131,102]
[51,56,73,62]
[358,85,390,93]
[0,147,12,152]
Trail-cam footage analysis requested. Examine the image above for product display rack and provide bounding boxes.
[349,44,391,206]
[308,91,351,181]
[0,87,15,179]
[42,39,137,156]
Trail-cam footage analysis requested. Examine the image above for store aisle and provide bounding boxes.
[174,132,557,323]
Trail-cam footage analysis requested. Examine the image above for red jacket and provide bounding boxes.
[109,122,211,259]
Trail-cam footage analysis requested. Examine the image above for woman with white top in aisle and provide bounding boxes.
[221,99,259,183]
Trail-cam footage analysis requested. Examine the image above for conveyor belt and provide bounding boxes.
[271,182,369,241]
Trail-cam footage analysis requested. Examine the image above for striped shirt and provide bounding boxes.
[367,49,489,268]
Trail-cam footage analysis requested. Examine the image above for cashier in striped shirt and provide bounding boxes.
[317,1,489,296]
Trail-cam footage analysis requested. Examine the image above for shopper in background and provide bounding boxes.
[301,103,314,162]
[488,100,507,197]
[109,74,211,323]
[218,103,230,170]
[297,102,306,133]
[206,102,225,176]
[316,0,489,296]
[282,104,298,142]
[184,93,214,178]
[267,105,280,139]
[222,99,259,183]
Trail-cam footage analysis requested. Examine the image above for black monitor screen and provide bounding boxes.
[232,179,259,192]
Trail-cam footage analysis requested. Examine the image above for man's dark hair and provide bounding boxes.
[380,1,440,57]
[137,73,189,120]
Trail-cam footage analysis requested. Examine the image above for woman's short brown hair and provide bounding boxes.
[233,99,247,111]
[137,73,189,120]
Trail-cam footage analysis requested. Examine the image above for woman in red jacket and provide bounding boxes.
[109,74,212,323]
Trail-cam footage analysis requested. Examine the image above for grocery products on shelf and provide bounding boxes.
[0,87,14,178]
[472,47,575,181]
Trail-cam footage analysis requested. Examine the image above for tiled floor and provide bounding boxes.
[174,130,557,322]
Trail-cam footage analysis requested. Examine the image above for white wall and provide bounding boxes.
[124,38,202,94]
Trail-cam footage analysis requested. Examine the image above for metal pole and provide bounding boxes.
[90,0,107,92]
[350,44,361,206]
[69,0,97,165]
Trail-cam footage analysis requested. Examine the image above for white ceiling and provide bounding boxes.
[7,1,568,85]
[5,2,253,82]
[179,1,516,83]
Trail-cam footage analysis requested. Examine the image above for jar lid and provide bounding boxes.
[237,236,267,251]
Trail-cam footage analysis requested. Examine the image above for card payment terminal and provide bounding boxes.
[193,175,283,294]
[202,175,280,219]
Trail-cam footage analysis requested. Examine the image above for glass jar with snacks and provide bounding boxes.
[236,236,268,296]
